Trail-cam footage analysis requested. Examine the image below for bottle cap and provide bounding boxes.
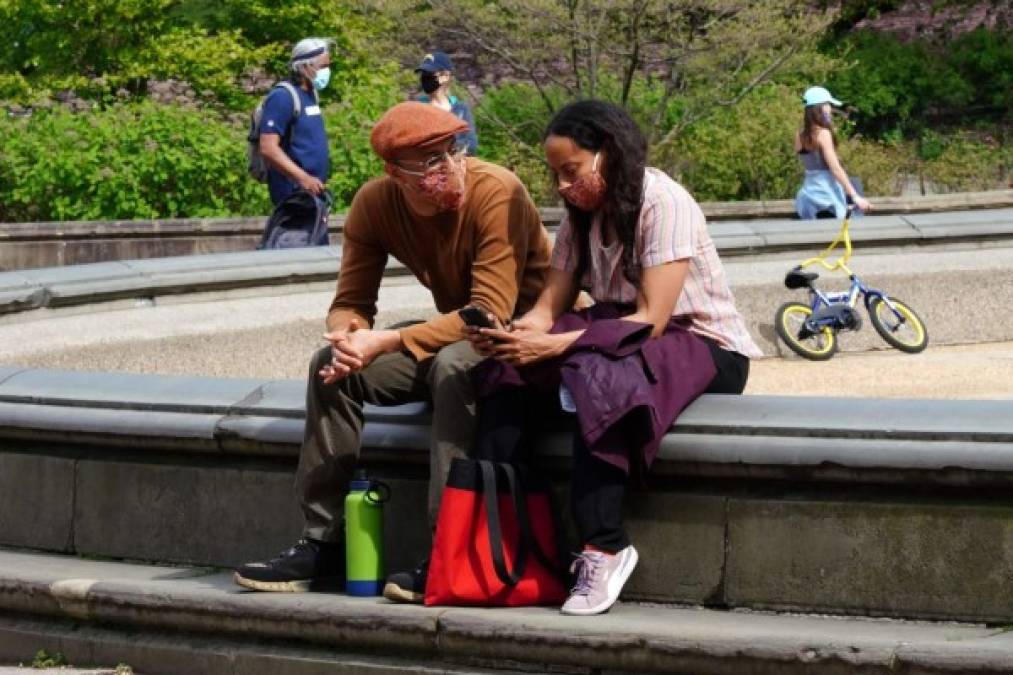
[350,468,370,491]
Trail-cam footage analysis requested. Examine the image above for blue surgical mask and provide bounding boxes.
[823,111,833,126]
[312,67,331,91]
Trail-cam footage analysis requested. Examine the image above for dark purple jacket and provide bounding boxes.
[473,303,716,473]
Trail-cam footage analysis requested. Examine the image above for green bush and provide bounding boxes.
[946,28,1013,113]
[921,131,1009,192]
[837,136,909,197]
[0,0,392,111]
[31,649,68,668]
[659,85,804,201]
[0,64,409,222]
[473,82,560,203]
[0,101,269,221]
[323,63,407,208]
[827,29,1011,140]
[474,81,919,203]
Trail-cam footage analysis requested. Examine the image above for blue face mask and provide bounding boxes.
[822,110,833,126]
[312,67,331,91]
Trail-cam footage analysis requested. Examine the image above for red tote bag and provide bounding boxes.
[425,458,568,607]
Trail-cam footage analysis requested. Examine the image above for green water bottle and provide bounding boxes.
[344,469,388,596]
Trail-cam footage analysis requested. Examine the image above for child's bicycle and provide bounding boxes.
[775,206,929,361]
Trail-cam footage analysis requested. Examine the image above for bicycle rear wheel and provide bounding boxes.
[868,297,928,353]
[775,302,838,361]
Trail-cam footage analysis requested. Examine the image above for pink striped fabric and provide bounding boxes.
[551,168,761,357]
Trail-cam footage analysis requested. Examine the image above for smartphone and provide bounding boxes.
[457,305,495,329]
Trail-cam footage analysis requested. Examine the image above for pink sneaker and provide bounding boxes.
[560,545,638,616]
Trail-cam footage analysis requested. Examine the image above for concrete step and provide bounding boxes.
[0,549,1010,675]
[1,367,1012,624]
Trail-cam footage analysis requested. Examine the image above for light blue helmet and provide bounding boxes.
[803,86,842,107]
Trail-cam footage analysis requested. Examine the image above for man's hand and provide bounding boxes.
[299,173,325,196]
[462,308,505,357]
[319,320,400,384]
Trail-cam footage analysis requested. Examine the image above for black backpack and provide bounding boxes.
[247,81,316,183]
[257,189,333,250]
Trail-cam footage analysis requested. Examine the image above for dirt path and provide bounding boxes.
[746,341,1013,399]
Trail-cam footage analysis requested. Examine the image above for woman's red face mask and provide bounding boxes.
[558,152,606,212]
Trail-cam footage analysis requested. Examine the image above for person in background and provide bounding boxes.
[465,100,761,616]
[260,38,333,206]
[415,50,478,156]
[234,101,551,600]
[794,86,873,219]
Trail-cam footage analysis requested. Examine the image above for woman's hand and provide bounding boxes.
[483,326,581,366]
[852,195,872,212]
[462,309,556,358]
[510,311,553,334]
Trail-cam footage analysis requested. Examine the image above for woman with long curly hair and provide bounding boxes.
[795,86,873,219]
[465,100,761,616]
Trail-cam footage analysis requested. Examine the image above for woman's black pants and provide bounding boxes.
[475,339,749,554]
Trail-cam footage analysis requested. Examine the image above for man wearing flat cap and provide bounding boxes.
[235,101,551,602]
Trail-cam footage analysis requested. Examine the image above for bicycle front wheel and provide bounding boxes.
[868,297,928,353]
[775,302,837,361]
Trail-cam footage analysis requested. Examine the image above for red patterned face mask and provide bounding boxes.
[558,152,606,212]
[417,155,467,211]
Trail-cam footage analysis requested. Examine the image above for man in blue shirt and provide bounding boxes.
[260,38,333,205]
[415,50,478,156]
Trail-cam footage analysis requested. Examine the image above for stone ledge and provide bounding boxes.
[1,368,1012,484]
[3,190,1010,242]
[3,207,1013,315]
[0,549,1010,675]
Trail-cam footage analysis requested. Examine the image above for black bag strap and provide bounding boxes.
[480,460,528,586]
[512,463,569,578]
[308,189,333,245]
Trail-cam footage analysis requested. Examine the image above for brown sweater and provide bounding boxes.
[327,158,552,360]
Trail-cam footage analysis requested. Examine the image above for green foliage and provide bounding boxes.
[0,0,391,110]
[1,0,175,76]
[0,1,1006,222]
[827,31,969,136]
[0,0,405,221]
[0,101,270,221]
[371,0,830,150]
[921,131,1009,192]
[837,136,910,196]
[125,28,278,110]
[659,85,804,201]
[827,29,1011,139]
[30,648,68,668]
[474,81,565,202]
[945,28,1013,112]
[322,63,408,208]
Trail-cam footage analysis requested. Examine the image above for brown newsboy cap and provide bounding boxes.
[370,101,469,161]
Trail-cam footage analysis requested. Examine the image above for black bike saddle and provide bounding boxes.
[784,266,819,289]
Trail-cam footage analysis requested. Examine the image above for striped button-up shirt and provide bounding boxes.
[551,168,762,358]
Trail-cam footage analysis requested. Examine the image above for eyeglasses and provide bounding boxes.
[394,143,467,176]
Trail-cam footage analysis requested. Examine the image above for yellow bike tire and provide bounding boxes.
[868,297,928,354]
[775,302,838,361]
